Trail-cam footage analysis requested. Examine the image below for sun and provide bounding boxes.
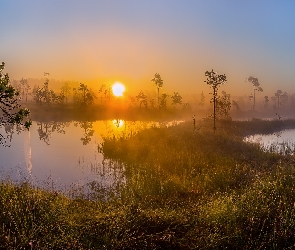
[112,82,125,97]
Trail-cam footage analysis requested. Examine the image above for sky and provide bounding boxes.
[1,0,295,98]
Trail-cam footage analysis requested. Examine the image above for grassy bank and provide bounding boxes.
[2,119,295,249]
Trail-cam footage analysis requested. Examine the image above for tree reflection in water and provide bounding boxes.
[36,121,94,146]
[74,121,94,145]
[1,124,26,146]
[37,121,69,145]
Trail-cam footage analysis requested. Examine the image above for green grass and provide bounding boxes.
[2,118,295,249]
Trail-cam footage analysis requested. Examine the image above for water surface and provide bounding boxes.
[0,119,179,197]
[245,129,295,155]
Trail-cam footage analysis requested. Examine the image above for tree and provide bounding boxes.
[128,96,137,108]
[32,78,56,106]
[263,96,269,110]
[136,90,148,108]
[281,92,289,109]
[159,93,169,109]
[232,100,241,112]
[171,92,182,107]
[246,76,263,111]
[19,77,31,102]
[75,83,96,107]
[0,62,31,144]
[182,102,192,111]
[199,91,205,107]
[272,90,288,109]
[216,91,231,119]
[42,76,52,106]
[60,82,71,104]
[149,98,155,109]
[151,73,163,107]
[98,84,110,105]
[32,85,42,104]
[204,69,227,132]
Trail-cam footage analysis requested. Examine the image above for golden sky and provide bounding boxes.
[1,1,295,98]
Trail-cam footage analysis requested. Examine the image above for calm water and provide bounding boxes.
[245,129,295,155]
[0,120,180,197]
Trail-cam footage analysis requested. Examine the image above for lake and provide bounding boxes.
[245,129,295,155]
[0,119,181,198]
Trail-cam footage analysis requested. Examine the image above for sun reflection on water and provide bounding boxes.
[112,119,124,128]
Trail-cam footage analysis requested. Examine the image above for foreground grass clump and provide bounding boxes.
[0,182,198,249]
[2,167,295,249]
[2,119,295,248]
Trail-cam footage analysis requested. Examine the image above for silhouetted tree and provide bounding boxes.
[290,94,295,111]
[182,102,192,111]
[171,92,182,107]
[150,98,155,109]
[42,76,51,105]
[159,93,169,109]
[20,78,31,102]
[263,96,269,110]
[136,90,148,108]
[246,76,263,111]
[128,96,137,108]
[98,84,110,105]
[32,85,42,104]
[60,82,71,104]
[0,62,31,145]
[232,100,241,112]
[272,90,288,109]
[76,83,96,107]
[32,77,56,106]
[217,91,231,119]
[205,69,227,132]
[151,73,163,107]
[199,91,205,107]
[281,92,288,109]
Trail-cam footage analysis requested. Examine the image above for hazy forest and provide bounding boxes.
[7,71,295,122]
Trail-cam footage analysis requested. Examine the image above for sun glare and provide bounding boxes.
[112,82,125,97]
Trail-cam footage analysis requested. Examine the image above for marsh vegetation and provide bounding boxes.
[2,119,295,248]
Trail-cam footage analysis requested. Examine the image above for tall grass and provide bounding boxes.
[100,119,281,197]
